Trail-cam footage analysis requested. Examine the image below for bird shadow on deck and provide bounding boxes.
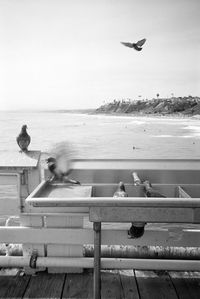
[0,269,200,299]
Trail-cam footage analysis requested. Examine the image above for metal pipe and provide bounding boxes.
[0,256,200,271]
[93,222,101,299]
[84,245,200,259]
[1,245,200,260]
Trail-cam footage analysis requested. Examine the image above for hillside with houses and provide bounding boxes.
[95,96,200,116]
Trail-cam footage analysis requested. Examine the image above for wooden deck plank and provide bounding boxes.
[135,270,178,299]
[0,274,30,298]
[23,272,65,298]
[101,270,122,299]
[169,271,200,299]
[62,271,93,298]
[0,270,199,299]
[119,270,140,299]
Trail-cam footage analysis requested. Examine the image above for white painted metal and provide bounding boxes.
[1,227,200,247]
[0,256,200,271]
[26,197,200,207]
[20,215,45,274]
[89,206,200,223]
[0,173,20,215]
[0,151,41,167]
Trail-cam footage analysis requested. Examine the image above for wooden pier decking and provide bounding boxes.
[0,270,199,299]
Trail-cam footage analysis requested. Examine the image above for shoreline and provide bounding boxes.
[90,111,197,120]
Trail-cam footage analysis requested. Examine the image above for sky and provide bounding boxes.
[0,0,200,110]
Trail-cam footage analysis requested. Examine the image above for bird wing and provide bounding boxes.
[136,38,146,47]
[120,42,134,48]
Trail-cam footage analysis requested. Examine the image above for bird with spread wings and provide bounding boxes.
[121,38,146,51]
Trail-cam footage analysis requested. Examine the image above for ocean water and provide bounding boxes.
[0,111,200,159]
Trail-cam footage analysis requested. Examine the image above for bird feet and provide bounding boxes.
[63,177,81,185]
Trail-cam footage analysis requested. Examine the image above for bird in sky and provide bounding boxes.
[16,125,31,152]
[121,38,146,51]
[46,157,80,184]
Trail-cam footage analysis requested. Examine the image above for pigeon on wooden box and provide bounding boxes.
[16,125,31,152]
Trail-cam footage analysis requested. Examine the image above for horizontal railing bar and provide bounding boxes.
[0,256,200,270]
[21,212,89,216]
[69,158,200,170]
[89,207,200,223]
[1,227,200,247]
[26,197,200,207]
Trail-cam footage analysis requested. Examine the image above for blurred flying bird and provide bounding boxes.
[46,156,80,184]
[16,125,31,152]
[46,142,80,184]
[121,38,146,51]
[113,182,128,198]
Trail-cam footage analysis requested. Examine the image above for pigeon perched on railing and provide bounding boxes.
[16,125,31,152]
[121,38,146,51]
[113,182,128,198]
[143,180,166,197]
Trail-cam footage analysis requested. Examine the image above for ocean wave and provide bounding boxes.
[152,134,176,138]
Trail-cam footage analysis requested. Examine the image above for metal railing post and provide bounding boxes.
[93,222,101,299]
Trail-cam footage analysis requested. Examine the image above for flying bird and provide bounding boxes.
[46,156,80,184]
[121,38,146,51]
[16,125,31,152]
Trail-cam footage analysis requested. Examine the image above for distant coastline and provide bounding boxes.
[3,97,200,118]
[94,96,200,117]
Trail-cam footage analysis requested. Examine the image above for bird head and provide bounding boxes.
[119,181,126,192]
[21,125,27,132]
[46,157,56,164]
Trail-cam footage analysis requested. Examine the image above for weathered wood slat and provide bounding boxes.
[101,270,122,299]
[1,227,200,247]
[169,271,200,299]
[90,207,200,223]
[135,270,178,299]
[63,272,93,298]
[24,272,65,298]
[0,275,30,298]
[119,270,140,299]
